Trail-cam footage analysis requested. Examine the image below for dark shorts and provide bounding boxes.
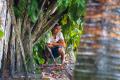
[50,46,62,58]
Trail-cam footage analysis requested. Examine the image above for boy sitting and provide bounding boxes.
[44,24,66,64]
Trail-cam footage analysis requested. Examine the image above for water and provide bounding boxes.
[74,0,120,80]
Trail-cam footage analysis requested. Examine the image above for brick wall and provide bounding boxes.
[74,0,120,80]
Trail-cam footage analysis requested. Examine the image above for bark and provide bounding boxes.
[2,24,13,79]
[1,0,35,79]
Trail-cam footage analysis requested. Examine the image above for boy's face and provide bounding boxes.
[53,26,61,34]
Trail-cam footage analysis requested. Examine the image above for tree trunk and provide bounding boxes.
[1,1,35,79]
[0,0,66,79]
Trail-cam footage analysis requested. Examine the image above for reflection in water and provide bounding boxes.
[74,0,120,80]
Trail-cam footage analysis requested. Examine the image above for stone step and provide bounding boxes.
[85,19,102,23]
[87,2,101,7]
[103,12,120,20]
[84,23,101,27]
[102,5,120,13]
[78,47,99,52]
[85,14,102,19]
[75,52,120,80]
[95,0,107,3]
[79,43,103,49]
[86,7,103,12]
[81,34,95,38]
[86,12,102,17]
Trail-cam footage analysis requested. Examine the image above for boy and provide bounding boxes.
[44,24,66,64]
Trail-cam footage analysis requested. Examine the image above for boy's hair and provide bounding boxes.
[53,24,61,29]
[52,24,61,32]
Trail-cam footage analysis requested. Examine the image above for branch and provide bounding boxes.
[32,8,68,44]
[32,16,58,44]
[21,0,31,35]
[41,0,47,10]
[31,0,57,35]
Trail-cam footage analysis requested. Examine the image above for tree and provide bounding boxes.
[0,0,86,79]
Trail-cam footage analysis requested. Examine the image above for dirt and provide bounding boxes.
[41,54,75,80]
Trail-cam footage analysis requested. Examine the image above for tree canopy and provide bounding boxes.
[11,0,87,66]
[31,0,87,65]
[13,0,86,43]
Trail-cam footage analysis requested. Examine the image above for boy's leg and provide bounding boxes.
[58,47,65,64]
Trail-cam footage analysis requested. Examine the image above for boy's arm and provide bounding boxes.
[52,40,66,47]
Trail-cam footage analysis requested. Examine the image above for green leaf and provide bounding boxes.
[14,0,27,17]
[28,0,39,23]
[38,58,45,64]
[0,28,4,38]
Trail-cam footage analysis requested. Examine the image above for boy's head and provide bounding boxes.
[52,24,61,34]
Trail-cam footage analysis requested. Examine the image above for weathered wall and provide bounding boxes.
[74,0,120,80]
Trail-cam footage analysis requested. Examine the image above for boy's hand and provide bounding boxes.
[47,43,53,48]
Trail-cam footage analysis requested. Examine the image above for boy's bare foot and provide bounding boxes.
[54,61,57,65]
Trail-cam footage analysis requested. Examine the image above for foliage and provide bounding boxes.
[0,27,4,38]
[13,0,87,65]
[14,0,27,18]
[28,0,39,23]
[14,0,39,23]
[14,0,87,23]
[33,33,51,64]
[61,20,83,50]
[57,0,86,22]
[33,0,87,65]
[57,0,86,50]
[0,18,4,38]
